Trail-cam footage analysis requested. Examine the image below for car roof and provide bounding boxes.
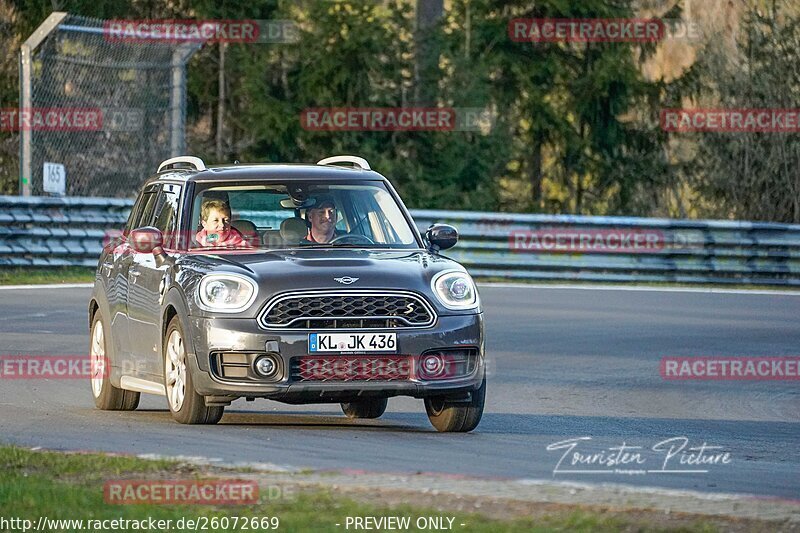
[149,164,386,186]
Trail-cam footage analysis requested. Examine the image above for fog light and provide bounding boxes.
[421,354,445,378]
[254,355,278,378]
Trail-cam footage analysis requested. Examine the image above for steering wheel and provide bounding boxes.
[329,233,375,245]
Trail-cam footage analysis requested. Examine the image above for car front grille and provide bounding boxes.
[258,290,436,329]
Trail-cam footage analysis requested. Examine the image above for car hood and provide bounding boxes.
[177,248,473,316]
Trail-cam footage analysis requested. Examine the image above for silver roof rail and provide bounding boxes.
[157,156,206,173]
[317,155,371,170]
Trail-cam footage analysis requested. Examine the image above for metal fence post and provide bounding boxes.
[18,12,67,196]
[170,44,197,157]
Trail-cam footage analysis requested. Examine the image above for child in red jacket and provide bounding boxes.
[195,199,250,248]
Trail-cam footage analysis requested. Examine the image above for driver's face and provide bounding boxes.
[308,206,336,234]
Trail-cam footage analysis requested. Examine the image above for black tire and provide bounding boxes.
[341,397,388,419]
[90,313,140,411]
[424,375,485,433]
[164,316,223,425]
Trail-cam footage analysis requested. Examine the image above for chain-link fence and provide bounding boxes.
[20,13,200,197]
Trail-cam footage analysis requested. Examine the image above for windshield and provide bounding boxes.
[189,181,419,250]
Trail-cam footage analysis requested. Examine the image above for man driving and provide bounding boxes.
[304,196,342,244]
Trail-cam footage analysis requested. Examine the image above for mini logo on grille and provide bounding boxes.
[334,276,359,285]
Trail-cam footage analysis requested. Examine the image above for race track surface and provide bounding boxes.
[0,285,797,499]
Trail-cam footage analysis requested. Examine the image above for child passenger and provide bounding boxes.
[194,199,250,248]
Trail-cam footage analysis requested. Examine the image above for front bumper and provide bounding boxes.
[185,313,484,403]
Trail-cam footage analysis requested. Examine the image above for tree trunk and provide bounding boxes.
[529,139,542,208]
[414,0,443,104]
[215,42,227,162]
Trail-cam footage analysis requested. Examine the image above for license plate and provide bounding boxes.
[308,332,397,353]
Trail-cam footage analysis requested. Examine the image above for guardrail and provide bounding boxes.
[2,196,800,286]
[413,210,800,286]
[0,196,131,267]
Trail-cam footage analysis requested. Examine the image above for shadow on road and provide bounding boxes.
[130,408,426,432]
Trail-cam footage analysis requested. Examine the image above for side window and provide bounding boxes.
[138,193,159,227]
[152,184,182,247]
[126,187,158,231]
[124,191,147,233]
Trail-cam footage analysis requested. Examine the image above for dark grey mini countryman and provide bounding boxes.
[89,155,485,431]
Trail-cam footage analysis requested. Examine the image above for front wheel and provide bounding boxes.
[341,398,388,419]
[164,317,223,425]
[424,375,485,432]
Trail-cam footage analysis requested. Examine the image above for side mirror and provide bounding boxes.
[425,224,458,252]
[128,227,164,254]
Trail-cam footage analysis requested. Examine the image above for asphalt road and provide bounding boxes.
[0,284,798,499]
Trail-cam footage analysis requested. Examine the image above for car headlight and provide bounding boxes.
[431,270,479,310]
[197,274,258,313]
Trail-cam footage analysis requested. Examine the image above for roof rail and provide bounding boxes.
[157,156,206,173]
[317,155,371,170]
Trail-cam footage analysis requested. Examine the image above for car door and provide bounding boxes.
[109,187,157,364]
[126,184,180,378]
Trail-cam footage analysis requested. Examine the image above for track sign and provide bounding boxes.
[43,162,66,195]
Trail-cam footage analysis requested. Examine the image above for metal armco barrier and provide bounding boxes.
[0,196,132,267]
[410,210,800,286]
[2,196,800,286]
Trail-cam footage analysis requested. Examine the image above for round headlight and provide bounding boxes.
[206,280,230,301]
[431,270,479,310]
[197,274,257,312]
[450,278,469,299]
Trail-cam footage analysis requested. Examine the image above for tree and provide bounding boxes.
[440,0,669,214]
[0,0,20,194]
[676,0,800,222]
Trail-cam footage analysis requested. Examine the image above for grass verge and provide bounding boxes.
[0,267,94,285]
[0,446,723,532]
